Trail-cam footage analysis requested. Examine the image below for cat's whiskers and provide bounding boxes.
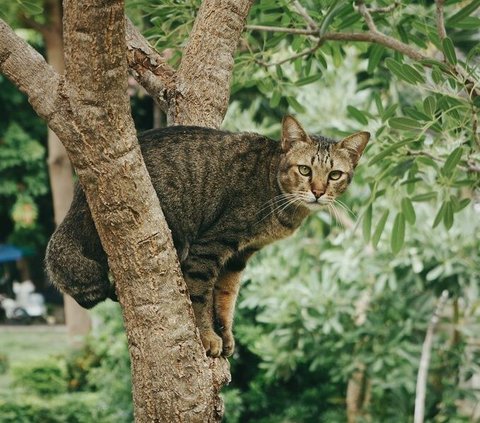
[256,193,299,215]
[255,193,306,225]
[327,203,345,229]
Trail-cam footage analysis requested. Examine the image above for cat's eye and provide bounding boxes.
[298,165,312,176]
[329,170,343,180]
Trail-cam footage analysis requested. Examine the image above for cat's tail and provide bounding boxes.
[45,187,115,309]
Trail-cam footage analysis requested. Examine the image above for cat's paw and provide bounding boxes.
[221,330,235,357]
[200,330,223,358]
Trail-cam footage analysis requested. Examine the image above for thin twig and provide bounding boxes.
[292,0,319,31]
[368,2,401,14]
[414,290,449,423]
[355,0,378,32]
[246,25,428,62]
[245,24,316,36]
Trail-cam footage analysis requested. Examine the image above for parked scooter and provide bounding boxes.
[0,280,46,324]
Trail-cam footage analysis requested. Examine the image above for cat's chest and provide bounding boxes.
[240,221,296,250]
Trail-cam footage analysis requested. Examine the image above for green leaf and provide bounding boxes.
[287,96,306,113]
[368,139,416,166]
[401,64,425,84]
[372,210,389,248]
[391,212,405,254]
[381,104,398,122]
[385,58,425,85]
[453,198,471,212]
[443,200,454,230]
[388,117,423,131]
[401,197,416,225]
[270,90,281,108]
[412,192,437,202]
[446,0,480,25]
[363,204,372,242]
[432,202,446,228]
[368,45,385,74]
[442,147,463,176]
[423,96,436,116]
[295,73,322,87]
[447,16,480,29]
[442,37,457,65]
[347,105,369,125]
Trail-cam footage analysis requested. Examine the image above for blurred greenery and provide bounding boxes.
[1,0,480,422]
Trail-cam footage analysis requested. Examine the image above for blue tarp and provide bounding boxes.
[0,244,24,263]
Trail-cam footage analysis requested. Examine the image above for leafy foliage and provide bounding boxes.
[0,74,50,251]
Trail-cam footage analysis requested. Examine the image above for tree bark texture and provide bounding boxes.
[126,0,255,127]
[1,0,254,419]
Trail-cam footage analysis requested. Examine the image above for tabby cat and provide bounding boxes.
[45,116,369,357]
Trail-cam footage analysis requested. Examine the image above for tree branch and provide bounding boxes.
[414,290,449,423]
[355,0,378,32]
[292,0,319,31]
[435,0,447,41]
[174,0,255,127]
[125,18,175,112]
[246,25,428,63]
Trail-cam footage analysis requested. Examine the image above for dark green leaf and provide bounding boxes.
[368,45,385,74]
[401,64,425,84]
[381,104,398,122]
[453,198,471,212]
[363,204,372,242]
[442,147,463,176]
[295,73,323,87]
[443,200,454,229]
[347,106,369,125]
[442,37,457,65]
[391,212,405,254]
[432,202,446,228]
[270,90,281,108]
[446,0,480,25]
[372,210,389,248]
[401,197,416,225]
[447,16,480,29]
[368,139,416,166]
[287,96,306,113]
[423,96,436,116]
[412,192,437,202]
[388,117,423,131]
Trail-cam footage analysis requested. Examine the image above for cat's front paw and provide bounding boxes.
[200,330,223,358]
[221,330,235,357]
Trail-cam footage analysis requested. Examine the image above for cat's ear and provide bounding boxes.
[281,115,310,151]
[337,131,370,167]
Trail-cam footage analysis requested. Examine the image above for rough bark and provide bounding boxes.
[174,0,254,127]
[1,0,253,419]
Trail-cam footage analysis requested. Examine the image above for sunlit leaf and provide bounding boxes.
[442,37,457,65]
[442,147,463,176]
[363,204,372,242]
[372,209,389,248]
[401,197,416,225]
[391,212,405,254]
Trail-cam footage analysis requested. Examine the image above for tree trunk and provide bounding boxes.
[1,0,253,419]
[41,0,91,340]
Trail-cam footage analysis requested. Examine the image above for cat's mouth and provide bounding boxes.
[304,195,331,210]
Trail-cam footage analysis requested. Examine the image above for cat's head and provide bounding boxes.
[277,115,370,211]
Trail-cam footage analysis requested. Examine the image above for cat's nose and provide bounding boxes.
[311,188,325,199]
